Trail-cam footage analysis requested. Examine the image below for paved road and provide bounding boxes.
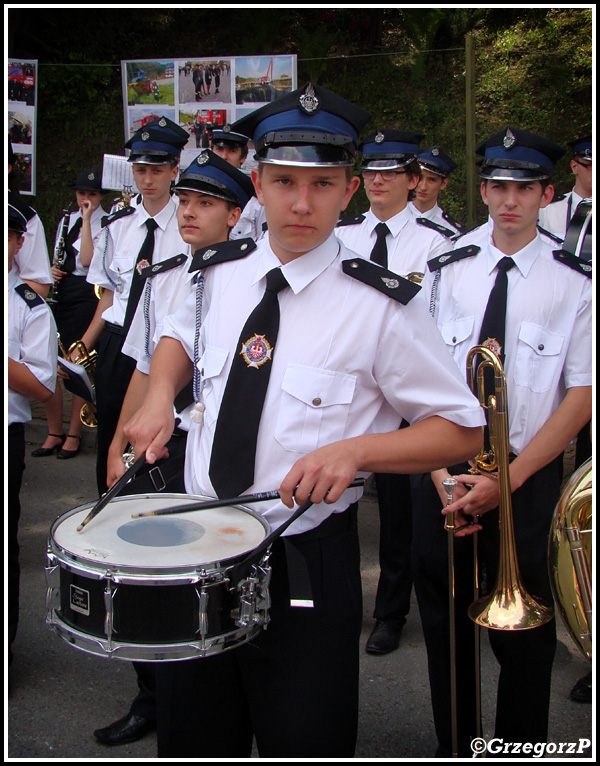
[7,420,593,759]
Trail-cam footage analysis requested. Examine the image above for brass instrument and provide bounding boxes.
[406,271,424,284]
[548,458,592,660]
[67,340,98,428]
[465,344,554,630]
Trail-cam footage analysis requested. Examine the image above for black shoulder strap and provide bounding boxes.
[536,225,563,245]
[14,282,45,309]
[342,258,421,305]
[101,205,136,228]
[441,210,467,234]
[139,253,188,280]
[553,249,592,279]
[189,238,256,272]
[415,217,454,239]
[427,244,481,272]
[336,214,366,228]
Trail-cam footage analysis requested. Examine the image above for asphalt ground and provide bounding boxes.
[6,417,594,761]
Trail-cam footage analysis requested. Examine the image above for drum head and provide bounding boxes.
[51,494,268,571]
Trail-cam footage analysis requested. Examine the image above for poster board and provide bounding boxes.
[8,59,38,195]
[121,55,297,171]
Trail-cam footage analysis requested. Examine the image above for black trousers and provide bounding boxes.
[155,506,363,758]
[8,423,26,664]
[94,325,136,495]
[411,457,561,757]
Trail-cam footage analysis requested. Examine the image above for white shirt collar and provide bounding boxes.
[365,206,412,238]
[137,196,177,231]
[487,231,542,278]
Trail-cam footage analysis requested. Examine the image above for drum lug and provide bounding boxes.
[235,564,272,628]
[197,589,209,642]
[103,576,118,643]
[45,555,61,610]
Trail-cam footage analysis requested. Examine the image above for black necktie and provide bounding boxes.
[370,222,390,267]
[123,218,158,333]
[209,267,289,498]
[478,256,515,366]
[62,217,83,274]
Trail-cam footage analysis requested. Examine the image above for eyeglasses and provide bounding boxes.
[362,169,407,181]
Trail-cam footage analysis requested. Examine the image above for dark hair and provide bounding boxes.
[405,159,422,201]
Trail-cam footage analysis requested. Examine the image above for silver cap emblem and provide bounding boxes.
[299,83,319,114]
[503,128,516,149]
[158,117,167,127]
[375,131,385,144]
[196,152,210,165]
[88,172,95,180]
[431,147,439,156]
[141,131,150,141]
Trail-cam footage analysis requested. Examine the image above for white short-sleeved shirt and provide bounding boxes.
[230,195,266,242]
[13,211,53,286]
[8,270,58,425]
[53,205,105,278]
[87,197,187,328]
[537,189,587,239]
[424,230,592,455]
[408,201,465,236]
[161,232,485,535]
[335,206,452,278]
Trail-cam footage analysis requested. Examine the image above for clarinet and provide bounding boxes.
[47,203,73,306]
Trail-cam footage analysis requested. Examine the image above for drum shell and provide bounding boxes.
[46,494,271,661]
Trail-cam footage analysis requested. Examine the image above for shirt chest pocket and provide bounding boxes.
[440,316,474,360]
[197,345,229,427]
[514,322,564,393]
[275,365,357,454]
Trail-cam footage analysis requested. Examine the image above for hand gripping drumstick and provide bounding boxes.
[130,478,366,519]
[77,455,147,531]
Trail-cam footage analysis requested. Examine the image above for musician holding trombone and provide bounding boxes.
[124,83,485,758]
[416,127,592,756]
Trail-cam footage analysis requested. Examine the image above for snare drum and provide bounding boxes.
[46,494,271,661]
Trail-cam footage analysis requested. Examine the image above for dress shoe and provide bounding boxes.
[570,671,592,704]
[94,712,156,745]
[31,433,66,457]
[365,619,405,655]
[57,434,81,460]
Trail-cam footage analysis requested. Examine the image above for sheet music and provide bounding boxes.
[102,154,135,192]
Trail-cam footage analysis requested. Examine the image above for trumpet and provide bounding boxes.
[465,344,554,630]
[61,339,98,428]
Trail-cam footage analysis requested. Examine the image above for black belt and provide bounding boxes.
[104,321,125,336]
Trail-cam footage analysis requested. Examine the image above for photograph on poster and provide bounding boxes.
[178,59,232,104]
[8,60,36,105]
[235,55,294,104]
[126,60,175,106]
[11,149,33,193]
[128,106,177,137]
[179,107,229,151]
[9,110,33,145]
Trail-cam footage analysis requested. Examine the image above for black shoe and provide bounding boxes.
[365,619,405,655]
[31,433,66,457]
[570,671,592,704]
[94,712,156,745]
[57,434,81,460]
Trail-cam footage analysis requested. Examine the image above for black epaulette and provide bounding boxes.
[537,225,563,245]
[553,249,592,279]
[101,206,136,228]
[8,190,36,222]
[14,283,45,309]
[336,214,365,227]
[415,217,455,239]
[442,210,467,235]
[139,253,188,280]
[189,238,256,272]
[427,244,481,272]
[261,221,269,232]
[549,192,568,204]
[342,258,420,305]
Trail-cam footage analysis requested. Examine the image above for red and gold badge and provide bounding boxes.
[240,334,273,369]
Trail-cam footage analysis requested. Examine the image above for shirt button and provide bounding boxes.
[538,344,545,351]
[312,397,322,406]
[452,336,457,343]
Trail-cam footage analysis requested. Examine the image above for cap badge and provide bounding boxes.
[202,249,217,260]
[431,147,440,156]
[223,124,231,133]
[240,333,273,369]
[141,131,150,142]
[299,83,319,114]
[158,117,167,127]
[503,128,516,149]
[196,152,210,165]
[375,131,385,144]
[88,172,95,180]
[382,277,399,289]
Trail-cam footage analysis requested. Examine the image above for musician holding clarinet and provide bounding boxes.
[31,170,107,460]
[415,128,592,756]
[124,83,484,758]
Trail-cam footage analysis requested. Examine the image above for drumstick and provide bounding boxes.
[77,455,147,531]
[130,478,366,519]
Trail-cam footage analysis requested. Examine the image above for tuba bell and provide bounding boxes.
[67,340,98,428]
[548,457,592,660]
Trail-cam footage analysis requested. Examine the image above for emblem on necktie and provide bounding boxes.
[482,337,502,356]
[136,259,151,275]
[240,334,273,368]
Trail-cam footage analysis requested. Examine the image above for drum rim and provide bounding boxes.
[48,493,271,576]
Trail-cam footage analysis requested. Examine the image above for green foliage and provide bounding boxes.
[8,7,591,242]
